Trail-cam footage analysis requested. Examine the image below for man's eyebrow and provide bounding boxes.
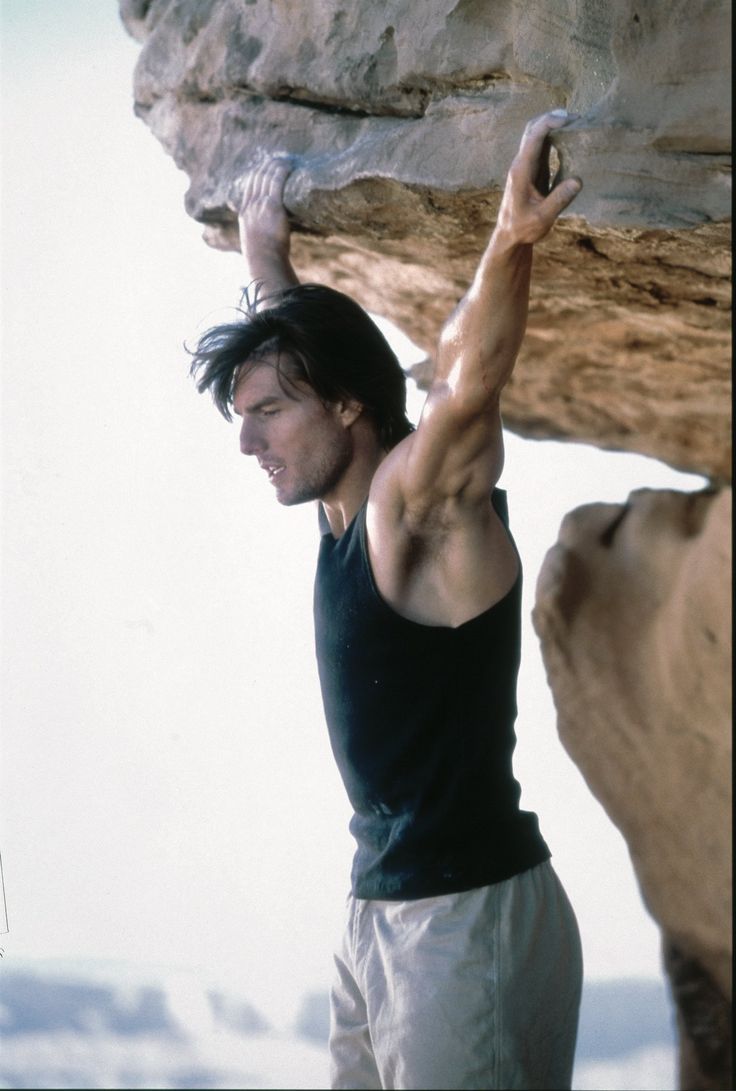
[234,396,282,416]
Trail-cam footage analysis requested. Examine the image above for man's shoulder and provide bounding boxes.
[367,431,508,540]
[364,435,517,628]
[367,432,415,524]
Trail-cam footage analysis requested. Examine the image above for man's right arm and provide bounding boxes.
[234,157,299,301]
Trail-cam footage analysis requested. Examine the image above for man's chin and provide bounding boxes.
[275,485,316,507]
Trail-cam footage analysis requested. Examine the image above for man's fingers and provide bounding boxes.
[514,109,577,175]
[252,158,271,200]
[264,156,294,199]
[541,176,582,220]
[232,154,295,215]
[251,156,294,203]
[242,168,257,205]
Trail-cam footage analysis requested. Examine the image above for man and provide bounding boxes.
[191,110,583,1090]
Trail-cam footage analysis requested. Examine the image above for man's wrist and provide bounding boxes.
[241,229,289,263]
[487,225,532,260]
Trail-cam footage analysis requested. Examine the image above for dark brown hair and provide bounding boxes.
[189,283,414,450]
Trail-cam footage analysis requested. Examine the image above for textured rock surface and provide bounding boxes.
[664,941,733,1091]
[533,486,732,1090]
[120,0,731,481]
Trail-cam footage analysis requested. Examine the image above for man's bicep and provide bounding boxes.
[399,384,505,517]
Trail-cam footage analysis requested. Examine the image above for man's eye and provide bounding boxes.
[261,409,279,417]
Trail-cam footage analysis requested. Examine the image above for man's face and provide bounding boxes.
[233,360,354,506]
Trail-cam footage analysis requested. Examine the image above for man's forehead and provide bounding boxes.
[232,357,310,411]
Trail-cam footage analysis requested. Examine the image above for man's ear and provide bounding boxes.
[337,399,363,428]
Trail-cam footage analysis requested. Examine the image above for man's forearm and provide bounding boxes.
[435,230,533,409]
[241,238,299,297]
[434,111,581,412]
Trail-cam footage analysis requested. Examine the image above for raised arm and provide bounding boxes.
[436,113,581,399]
[399,110,582,516]
[364,110,583,625]
[233,157,299,301]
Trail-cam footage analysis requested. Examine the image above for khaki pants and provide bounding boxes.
[329,861,582,1090]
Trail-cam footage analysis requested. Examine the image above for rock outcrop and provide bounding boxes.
[533,486,732,1089]
[120,0,731,482]
[120,4,732,1087]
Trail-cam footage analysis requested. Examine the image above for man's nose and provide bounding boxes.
[239,417,262,456]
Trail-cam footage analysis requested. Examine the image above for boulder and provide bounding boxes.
[533,486,732,1090]
[120,0,731,481]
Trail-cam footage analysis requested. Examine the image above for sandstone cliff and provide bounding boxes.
[120,3,732,1087]
[534,486,732,1090]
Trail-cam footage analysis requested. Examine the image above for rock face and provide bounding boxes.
[533,487,732,1090]
[120,0,731,482]
[120,4,732,1087]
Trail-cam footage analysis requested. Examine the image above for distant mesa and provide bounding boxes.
[0,967,269,1040]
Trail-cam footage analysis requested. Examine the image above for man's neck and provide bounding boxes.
[320,434,387,539]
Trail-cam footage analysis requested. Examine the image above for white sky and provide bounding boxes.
[0,1,706,1029]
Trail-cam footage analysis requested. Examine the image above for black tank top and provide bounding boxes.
[313,488,550,899]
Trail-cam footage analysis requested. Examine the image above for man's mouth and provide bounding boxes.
[261,462,285,482]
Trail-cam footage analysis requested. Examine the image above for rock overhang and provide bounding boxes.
[120,0,731,482]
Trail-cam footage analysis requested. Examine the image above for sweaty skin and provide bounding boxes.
[234,112,582,628]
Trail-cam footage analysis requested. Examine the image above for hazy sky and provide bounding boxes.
[0,1,705,1028]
